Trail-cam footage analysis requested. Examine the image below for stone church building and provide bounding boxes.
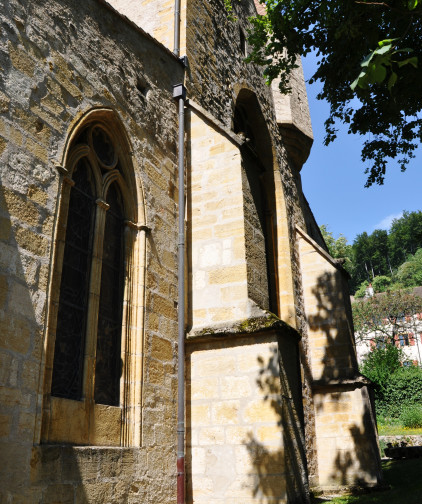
[0,0,382,502]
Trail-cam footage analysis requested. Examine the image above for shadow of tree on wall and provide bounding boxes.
[245,337,311,504]
[307,268,383,488]
[243,265,382,502]
[308,271,358,381]
[328,394,382,487]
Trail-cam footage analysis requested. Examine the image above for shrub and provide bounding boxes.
[378,367,422,418]
[383,367,422,404]
[400,405,422,428]
[372,275,392,293]
[354,280,369,298]
[360,344,403,392]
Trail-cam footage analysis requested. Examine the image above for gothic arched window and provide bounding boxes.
[42,113,144,447]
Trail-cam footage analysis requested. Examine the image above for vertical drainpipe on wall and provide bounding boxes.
[173,82,186,504]
[174,0,181,57]
[173,1,186,503]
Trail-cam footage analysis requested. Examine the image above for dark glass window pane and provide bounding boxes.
[52,159,96,400]
[94,183,124,406]
[92,126,115,167]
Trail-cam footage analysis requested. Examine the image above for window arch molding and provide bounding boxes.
[39,108,147,447]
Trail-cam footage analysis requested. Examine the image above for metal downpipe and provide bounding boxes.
[177,93,185,504]
[173,83,187,504]
[174,0,181,57]
[174,0,185,499]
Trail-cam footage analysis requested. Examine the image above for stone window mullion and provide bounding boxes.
[82,197,109,403]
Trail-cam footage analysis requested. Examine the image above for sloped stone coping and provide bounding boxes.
[186,313,300,342]
[311,374,372,391]
[380,435,422,459]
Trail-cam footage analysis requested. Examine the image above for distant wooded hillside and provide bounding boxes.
[320,210,422,295]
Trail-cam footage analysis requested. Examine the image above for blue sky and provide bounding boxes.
[300,53,422,244]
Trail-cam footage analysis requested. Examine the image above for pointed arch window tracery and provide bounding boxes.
[42,114,144,447]
[52,124,126,406]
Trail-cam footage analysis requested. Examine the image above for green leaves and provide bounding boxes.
[245,0,422,186]
[398,56,418,68]
[223,0,237,21]
[351,40,418,92]
[360,343,404,393]
[388,71,398,90]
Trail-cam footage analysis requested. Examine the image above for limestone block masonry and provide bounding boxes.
[187,338,284,503]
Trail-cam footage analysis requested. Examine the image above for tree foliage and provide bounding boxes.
[354,279,370,299]
[353,247,422,294]
[355,290,422,417]
[353,289,422,344]
[360,344,404,392]
[396,248,422,287]
[352,230,392,289]
[372,275,393,293]
[319,224,353,274]
[246,0,422,186]
[378,367,422,417]
[389,210,422,264]
[327,210,422,293]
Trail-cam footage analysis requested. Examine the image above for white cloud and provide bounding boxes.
[373,212,403,231]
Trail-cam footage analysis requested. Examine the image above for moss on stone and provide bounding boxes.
[187,311,299,339]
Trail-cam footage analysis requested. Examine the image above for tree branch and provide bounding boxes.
[354,1,392,8]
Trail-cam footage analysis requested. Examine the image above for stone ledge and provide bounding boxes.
[311,374,372,391]
[296,225,350,278]
[187,99,245,148]
[186,312,300,343]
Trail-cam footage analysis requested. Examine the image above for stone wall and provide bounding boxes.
[184,0,374,494]
[30,445,175,503]
[187,107,255,331]
[107,0,188,54]
[241,153,271,311]
[297,226,382,489]
[0,0,183,501]
[313,386,381,489]
[0,0,384,501]
[186,329,308,504]
[272,59,313,141]
[186,0,275,135]
[297,227,357,381]
[185,0,314,328]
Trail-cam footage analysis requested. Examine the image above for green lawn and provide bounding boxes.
[377,424,422,436]
[312,458,422,504]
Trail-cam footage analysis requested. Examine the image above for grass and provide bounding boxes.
[376,415,422,436]
[377,424,422,436]
[312,458,422,504]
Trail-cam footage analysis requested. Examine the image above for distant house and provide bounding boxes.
[355,286,422,366]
